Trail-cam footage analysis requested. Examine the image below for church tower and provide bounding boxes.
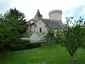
[35,9,42,19]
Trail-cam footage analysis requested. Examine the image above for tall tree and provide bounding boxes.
[0,8,28,51]
[4,8,28,34]
[55,17,85,64]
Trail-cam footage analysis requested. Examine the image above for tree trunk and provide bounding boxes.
[47,36,52,44]
[72,55,75,64]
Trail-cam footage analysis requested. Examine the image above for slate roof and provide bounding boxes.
[29,18,64,29]
[40,19,64,29]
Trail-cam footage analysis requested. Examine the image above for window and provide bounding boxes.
[40,28,42,33]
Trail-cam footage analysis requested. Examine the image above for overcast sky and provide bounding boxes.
[0,0,85,23]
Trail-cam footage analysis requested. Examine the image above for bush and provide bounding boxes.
[0,44,6,52]
[0,40,30,51]
[0,44,11,52]
[11,39,30,45]
[9,42,41,51]
[25,42,41,49]
[80,43,85,49]
[10,40,30,51]
[10,44,25,51]
[0,40,41,51]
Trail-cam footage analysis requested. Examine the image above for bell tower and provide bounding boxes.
[35,9,42,19]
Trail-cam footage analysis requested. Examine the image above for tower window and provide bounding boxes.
[40,28,42,33]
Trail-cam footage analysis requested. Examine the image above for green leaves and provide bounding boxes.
[55,17,85,57]
[54,17,85,64]
[0,8,28,46]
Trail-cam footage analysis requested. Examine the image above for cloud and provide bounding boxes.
[9,0,85,22]
[1,0,85,23]
[63,3,85,23]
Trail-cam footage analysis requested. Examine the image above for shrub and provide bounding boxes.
[9,41,41,51]
[25,42,41,49]
[10,44,25,51]
[10,40,30,51]
[0,40,41,51]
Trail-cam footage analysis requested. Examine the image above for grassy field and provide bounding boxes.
[0,44,85,64]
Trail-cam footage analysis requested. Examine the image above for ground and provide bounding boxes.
[0,44,85,64]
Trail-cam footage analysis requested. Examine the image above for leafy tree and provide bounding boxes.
[0,8,28,51]
[4,8,28,34]
[45,30,54,44]
[55,17,85,64]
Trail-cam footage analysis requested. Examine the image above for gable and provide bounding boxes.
[36,20,46,26]
[35,20,48,34]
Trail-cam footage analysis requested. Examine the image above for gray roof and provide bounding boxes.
[29,18,64,29]
[40,19,64,29]
[28,18,38,22]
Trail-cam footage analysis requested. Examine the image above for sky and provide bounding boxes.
[0,0,85,23]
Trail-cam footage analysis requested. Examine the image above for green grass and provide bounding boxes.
[0,44,85,64]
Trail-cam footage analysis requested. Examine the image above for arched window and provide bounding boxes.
[40,28,42,33]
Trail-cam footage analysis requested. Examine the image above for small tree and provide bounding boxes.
[55,17,85,64]
[45,30,54,44]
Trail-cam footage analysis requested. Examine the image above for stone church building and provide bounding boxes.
[21,9,64,42]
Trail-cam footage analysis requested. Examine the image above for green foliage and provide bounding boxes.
[9,42,41,51]
[10,40,30,51]
[25,42,41,49]
[54,29,63,44]
[0,8,28,51]
[4,8,28,34]
[64,17,85,56]
[45,30,54,44]
[55,17,85,64]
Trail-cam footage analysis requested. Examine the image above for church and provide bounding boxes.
[21,9,64,42]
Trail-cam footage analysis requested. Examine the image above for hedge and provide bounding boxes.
[0,40,41,52]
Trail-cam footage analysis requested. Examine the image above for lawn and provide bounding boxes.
[0,44,85,64]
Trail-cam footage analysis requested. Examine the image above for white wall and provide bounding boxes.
[31,25,35,32]
[29,20,48,41]
[29,20,35,32]
[36,20,48,35]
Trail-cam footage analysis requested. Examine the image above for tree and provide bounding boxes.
[55,17,85,64]
[45,30,54,44]
[4,8,28,34]
[0,8,28,51]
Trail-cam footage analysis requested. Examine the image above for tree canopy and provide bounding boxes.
[0,8,28,46]
[55,17,85,64]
